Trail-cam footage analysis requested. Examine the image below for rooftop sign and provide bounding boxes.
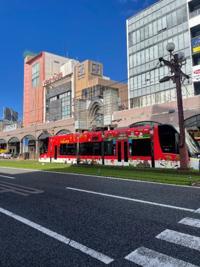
[43,72,63,86]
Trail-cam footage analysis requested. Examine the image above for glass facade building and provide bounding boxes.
[60,91,71,119]
[46,81,72,122]
[127,0,195,108]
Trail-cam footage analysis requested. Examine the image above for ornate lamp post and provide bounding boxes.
[159,43,190,170]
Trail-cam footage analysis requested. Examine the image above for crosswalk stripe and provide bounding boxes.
[195,208,200,213]
[124,246,197,267]
[0,174,15,179]
[179,217,200,228]
[156,229,200,252]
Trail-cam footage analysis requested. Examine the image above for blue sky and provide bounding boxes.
[0,0,156,120]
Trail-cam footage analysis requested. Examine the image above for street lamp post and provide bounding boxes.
[159,43,190,170]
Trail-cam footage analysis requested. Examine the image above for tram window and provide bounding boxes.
[79,142,102,156]
[92,142,102,155]
[60,144,76,155]
[130,139,151,156]
[80,143,92,155]
[104,141,116,156]
[158,125,179,154]
[80,143,89,155]
[60,144,67,155]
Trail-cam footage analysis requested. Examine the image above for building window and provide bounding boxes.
[49,96,57,102]
[60,91,71,119]
[91,63,101,76]
[32,62,40,88]
[77,64,85,78]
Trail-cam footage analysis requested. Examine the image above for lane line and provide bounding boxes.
[66,187,196,213]
[0,207,114,265]
[179,217,200,228]
[156,229,200,252]
[124,246,197,267]
[1,166,200,190]
[0,174,15,179]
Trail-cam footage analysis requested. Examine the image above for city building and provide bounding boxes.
[44,59,79,123]
[189,0,200,94]
[127,0,189,108]
[0,52,128,158]
[74,60,128,130]
[125,0,200,139]
[23,52,71,127]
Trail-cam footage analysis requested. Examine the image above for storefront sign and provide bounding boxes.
[3,124,17,132]
[193,65,200,82]
[43,72,63,86]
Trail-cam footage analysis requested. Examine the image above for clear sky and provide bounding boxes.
[0,0,156,120]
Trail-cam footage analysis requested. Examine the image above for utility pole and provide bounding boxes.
[159,43,190,170]
[75,99,80,165]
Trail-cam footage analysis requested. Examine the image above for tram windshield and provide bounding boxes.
[185,131,200,157]
[158,124,200,157]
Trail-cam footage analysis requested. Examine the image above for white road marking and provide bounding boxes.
[124,246,197,267]
[0,181,43,196]
[66,187,196,213]
[156,229,200,252]
[195,208,200,213]
[0,174,15,179]
[179,217,200,228]
[1,166,200,189]
[0,207,114,264]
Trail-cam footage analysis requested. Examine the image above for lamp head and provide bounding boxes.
[177,52,185,62]
[166,42,175,53]
[159,76,171,83]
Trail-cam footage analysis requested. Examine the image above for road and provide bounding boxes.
[0,167,200,267]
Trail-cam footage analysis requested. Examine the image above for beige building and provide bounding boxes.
[74,60,127,104]
[74,60,128,130]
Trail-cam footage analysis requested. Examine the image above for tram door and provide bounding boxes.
[117,140,129,166]
[54,145,58,160]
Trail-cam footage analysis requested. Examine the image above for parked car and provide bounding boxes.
[0,152,13,159]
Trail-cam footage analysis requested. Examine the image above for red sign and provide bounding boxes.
[194,69,200,75]
[43,72,63,86]
[193,66,200,82]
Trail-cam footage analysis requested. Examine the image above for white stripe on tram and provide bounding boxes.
[156,229,200,252]
[124,246,197,267]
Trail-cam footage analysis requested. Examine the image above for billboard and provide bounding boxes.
[192,37,200,54]
[3,107,18,122]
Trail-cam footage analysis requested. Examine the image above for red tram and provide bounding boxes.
[39,124,200,169]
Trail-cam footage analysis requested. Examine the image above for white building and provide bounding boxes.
[127,0,200,109]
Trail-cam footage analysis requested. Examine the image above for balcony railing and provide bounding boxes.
[190,8,200,18]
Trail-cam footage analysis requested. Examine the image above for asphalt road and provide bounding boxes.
[0,167,200,267]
